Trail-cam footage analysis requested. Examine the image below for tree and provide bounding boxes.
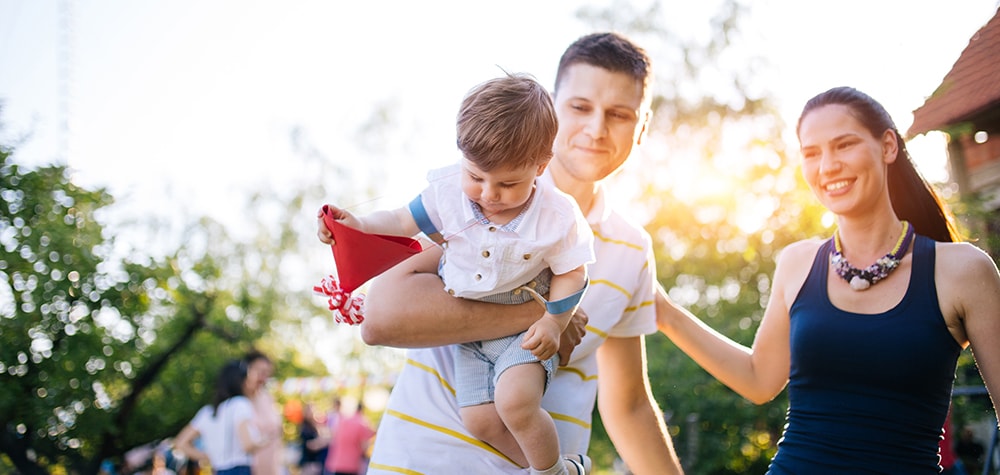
[0,130,276,473]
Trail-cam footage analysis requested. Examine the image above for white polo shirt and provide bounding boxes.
[417,164,594,299]
[367,172,659,474]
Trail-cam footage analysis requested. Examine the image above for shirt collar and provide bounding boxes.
[539,170,608,228]
[464,184,539,237]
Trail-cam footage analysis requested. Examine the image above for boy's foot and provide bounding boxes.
[563,454,591,475]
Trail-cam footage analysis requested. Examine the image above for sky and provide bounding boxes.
[2,0,999,231]
[2,0,999,372]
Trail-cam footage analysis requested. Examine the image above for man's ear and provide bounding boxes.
[636,110,652,145]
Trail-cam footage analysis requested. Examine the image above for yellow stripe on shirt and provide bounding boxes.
[558,365,599,382]
[384,409,517,465]
[590,279,631,300]
[406,358,456,396]
[550,411,592,429]
[366,462,425,475]
[592,230,643,251]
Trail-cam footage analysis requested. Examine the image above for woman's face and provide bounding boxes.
[798,104,896,217]
[245,358,273,394]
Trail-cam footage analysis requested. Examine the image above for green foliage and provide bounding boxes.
[0,139,274,473]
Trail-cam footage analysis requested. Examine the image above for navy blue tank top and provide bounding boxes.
[768,235,961,474]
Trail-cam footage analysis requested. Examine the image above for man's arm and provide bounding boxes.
[361,246,544,348]
[596,335,684,475]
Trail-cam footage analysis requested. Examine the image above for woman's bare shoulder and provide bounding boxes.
[936,241,1000,280]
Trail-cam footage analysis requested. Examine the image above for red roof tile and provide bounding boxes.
[908,7,1000,137]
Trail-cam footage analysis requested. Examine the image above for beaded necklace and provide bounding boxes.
[830,221,915,291]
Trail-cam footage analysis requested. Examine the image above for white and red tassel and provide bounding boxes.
[312,275,366,325]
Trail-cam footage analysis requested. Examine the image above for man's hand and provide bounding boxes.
[557,308,588,366]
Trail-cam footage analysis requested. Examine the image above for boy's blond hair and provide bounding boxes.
[456,72,557,172]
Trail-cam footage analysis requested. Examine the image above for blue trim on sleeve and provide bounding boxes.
[544,278,589,315]
[408,196,446,245]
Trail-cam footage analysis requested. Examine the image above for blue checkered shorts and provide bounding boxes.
[453,270,557,407]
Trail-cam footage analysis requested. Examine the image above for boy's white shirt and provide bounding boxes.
[367,171,659,474]
[418,163,595,300]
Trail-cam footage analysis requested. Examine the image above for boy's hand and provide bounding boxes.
[316,204,351,245]
[522,314,562,361]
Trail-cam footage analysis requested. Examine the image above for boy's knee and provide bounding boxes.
[461,410,507,442]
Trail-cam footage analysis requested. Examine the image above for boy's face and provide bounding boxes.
[551,63,648,185]
[460,158,546,221]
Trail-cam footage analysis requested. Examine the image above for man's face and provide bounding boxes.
[551,63,648,185]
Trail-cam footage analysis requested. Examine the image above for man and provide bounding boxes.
[353,33,682,474]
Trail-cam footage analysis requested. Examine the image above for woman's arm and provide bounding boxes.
[174,424,209,466]
[656,241,815,404]
[948,243,1000,423]
[237,418,272,454]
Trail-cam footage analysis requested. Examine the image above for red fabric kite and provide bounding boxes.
[313,205,423,325]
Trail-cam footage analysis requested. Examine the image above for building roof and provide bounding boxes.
[908,7,1000,137]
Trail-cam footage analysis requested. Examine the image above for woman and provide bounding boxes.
[243,350,284,475]
[174,359,274,475]
[656,86,1000,473]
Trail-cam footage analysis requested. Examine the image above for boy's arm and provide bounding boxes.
[521,265,587,360]
[316,205,418,243]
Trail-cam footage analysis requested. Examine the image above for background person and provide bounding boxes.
[243,350,284,475]
[326,401,375,475]
[297,403,327,475]
[174,359,275,475]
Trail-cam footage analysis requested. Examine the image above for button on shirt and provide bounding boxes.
[417,164,594,300]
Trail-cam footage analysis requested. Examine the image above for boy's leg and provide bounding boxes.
[495,362,560,472]
[458,403,528,467]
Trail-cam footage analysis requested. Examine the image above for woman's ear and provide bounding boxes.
[882,129,899,164]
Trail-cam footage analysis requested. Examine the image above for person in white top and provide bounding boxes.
[174,359,276,475]
[318,72,593,475]
[346,33,684,474]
